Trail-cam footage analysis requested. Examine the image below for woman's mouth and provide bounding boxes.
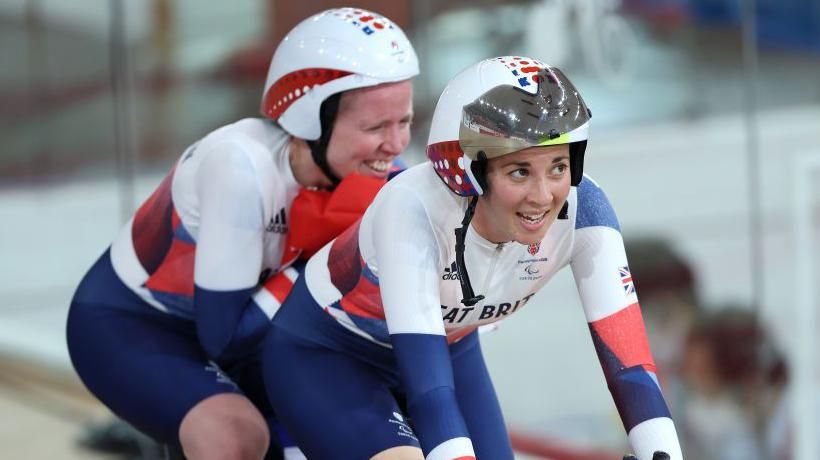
[517,211,548,230]
[364,159,392,174]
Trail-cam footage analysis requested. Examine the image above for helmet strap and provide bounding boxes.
[455,195,485,307]
[569,140,586,186]
[558,201,569,219]
[307,93,343,186]
[470,150,489,193]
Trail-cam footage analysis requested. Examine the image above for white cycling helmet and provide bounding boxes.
[261,7,419,141]
[426,56,591,197]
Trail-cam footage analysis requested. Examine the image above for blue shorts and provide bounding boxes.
[67,249,275,449]
[262,275,513,459]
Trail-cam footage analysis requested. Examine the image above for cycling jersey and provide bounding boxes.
[270,161,682,459]
[69,116,397,449]
[109,118,301,361]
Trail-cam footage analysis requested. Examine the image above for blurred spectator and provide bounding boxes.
[627,238,789,460]
[757,326,820,460]
[762,351,790,460]
[678,307,770,460]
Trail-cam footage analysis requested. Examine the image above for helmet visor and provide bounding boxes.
[459,67,590,160]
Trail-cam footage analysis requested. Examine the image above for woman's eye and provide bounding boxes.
[551,164,568,175]
[510,168,528,179]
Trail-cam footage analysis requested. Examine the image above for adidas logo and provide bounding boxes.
[266,208,288,234]
[441,261,460,281]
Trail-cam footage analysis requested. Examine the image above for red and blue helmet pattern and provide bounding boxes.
[332,7,395,36]
[427,140,480,197]
[491,56,549,89]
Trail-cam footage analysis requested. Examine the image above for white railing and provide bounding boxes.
[791,150,820,460]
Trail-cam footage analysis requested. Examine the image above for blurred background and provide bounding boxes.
[1,0,819,458]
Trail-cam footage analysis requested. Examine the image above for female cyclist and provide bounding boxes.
[67,8,417,460]
[262,56,683,460]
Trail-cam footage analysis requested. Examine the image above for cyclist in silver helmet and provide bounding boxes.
[262,56,683,460]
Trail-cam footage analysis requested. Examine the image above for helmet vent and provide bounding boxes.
[262,68,352,120]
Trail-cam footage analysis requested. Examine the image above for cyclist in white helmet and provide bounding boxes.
[262,56,684,460]
[66,7,418,459]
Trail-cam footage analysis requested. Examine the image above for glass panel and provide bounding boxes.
[0,1,268,455]
[410,1,820,458]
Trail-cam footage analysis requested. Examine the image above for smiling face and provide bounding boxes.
[471,144,572,245]
[324,79,413,180]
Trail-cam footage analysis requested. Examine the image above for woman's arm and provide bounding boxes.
[570,177,683,459]
[372,187,478,459]
[192,143,274,362]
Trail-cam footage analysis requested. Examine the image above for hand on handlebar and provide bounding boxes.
[623,452,670,460]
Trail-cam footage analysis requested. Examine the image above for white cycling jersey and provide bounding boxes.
[302,161,683,459]
[308,162,628,342]
[110,118,300,319]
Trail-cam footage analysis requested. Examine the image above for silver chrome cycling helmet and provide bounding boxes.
[426,56,590,196]
[426,56,591,306]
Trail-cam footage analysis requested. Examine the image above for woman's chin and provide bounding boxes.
[514,225,549,246]
[513,234,545,246]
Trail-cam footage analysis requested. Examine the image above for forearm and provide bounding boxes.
[588,305,682,459]
[194,285,271,362]
[391,333,475,459]
[607,365,681,458]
